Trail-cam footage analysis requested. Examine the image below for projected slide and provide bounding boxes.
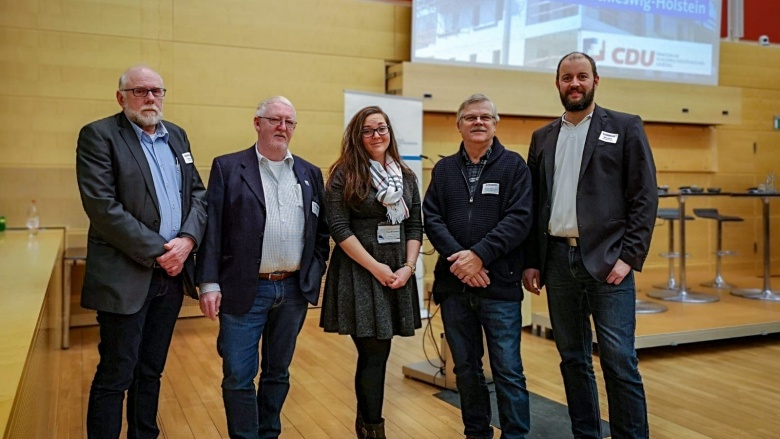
[412,0,721,85]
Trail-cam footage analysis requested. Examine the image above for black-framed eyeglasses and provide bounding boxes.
[120,88,167,98]
[460,114,495,123]
[361,126,390,137]
[258,116,297,129]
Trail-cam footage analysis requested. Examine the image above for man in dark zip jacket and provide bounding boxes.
[423,94,534,439]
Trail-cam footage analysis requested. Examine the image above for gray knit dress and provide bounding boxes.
[320,167,423,339]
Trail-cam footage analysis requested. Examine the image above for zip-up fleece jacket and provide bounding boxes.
[423,138,533,304]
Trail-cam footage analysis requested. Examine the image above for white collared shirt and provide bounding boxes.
[548,113,593,238]
[255,147,305,273]
[198,146,306,295]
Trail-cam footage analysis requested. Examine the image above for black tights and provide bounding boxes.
[351,336,392,424]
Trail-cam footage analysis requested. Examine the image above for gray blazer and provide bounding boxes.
[76,112,207,314]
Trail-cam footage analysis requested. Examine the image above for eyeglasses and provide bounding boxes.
[120,88,166,98]
[258,116,297,129]
[361,126,390,137]
[460,114,495,123]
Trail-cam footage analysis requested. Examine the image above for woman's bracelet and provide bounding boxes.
[402,261,416,274]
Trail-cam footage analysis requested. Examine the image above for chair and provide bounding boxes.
[693,208,744,289]
[651,208,694,291]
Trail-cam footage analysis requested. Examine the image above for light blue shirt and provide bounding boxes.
[128,116,182,242]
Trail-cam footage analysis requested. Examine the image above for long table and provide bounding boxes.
[0,229,63,438]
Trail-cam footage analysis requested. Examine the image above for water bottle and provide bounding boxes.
[26,199,40,235]
[766,172,776,194]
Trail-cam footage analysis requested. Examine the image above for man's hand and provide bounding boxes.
[447,250,484,282]
[156,236,195,276]
[464,268,490,288]
[199,291,221,320]
[606,259,631,285]
[522,269,542,295]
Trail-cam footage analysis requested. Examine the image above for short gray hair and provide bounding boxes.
[118,65,161,89]
[255,96,296,119]
[456,94,499,122]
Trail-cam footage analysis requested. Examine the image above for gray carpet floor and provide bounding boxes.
[434,384,610,438]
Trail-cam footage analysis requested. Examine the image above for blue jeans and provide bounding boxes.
[545,240,648,439]
[440,292,530,439]
[218,276,308,439]
[87,269,184,439]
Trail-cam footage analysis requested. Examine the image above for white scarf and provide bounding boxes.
[369,157,409,224]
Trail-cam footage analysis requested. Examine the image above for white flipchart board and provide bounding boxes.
[344,90,428,318]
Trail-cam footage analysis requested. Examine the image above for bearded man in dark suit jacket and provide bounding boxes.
[522,52,658,439]
[196,96,330,439]
[76,65,207,438]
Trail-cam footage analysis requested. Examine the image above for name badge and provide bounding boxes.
[377,223,401,244]
[182,152,194,163]
[482,183,500,195]
[312,201,320,217]
[598,131,618,143]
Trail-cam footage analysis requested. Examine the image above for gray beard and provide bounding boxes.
[126,109,162,130]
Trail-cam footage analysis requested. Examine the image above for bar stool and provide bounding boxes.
[651,208,694,291]
[693,208,744,289]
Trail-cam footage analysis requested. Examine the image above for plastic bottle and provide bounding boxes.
[766,172,776,194]
[26,199,40,235]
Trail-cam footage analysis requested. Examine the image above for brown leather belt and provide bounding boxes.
[549,236,579,247]
[258,271,299,281]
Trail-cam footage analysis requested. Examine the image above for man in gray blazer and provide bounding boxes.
[523,52,658,439]
[76,65,207,439]
[196,96,330,439]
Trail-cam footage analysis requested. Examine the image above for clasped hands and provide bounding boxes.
[448,250,490,288]
[155,236,195,276]
[372,262,414,289]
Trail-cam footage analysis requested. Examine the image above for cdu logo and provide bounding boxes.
[583,38,605,61]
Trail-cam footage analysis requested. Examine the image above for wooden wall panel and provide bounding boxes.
[171,43,387,111]
[0,28,175,101]
[720,42,780,90]
[0,96,116,166]
[172,0,408,60]
[389,62,742,125]
[175,105,345,169]
[0,0,173,40]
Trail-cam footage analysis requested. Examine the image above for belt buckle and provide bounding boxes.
[566,237,578,247]
[268,271,283,281]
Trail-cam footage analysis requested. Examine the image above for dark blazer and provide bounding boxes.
[524,105,658,283]
[195,146,330,315]
[76,112,208,314]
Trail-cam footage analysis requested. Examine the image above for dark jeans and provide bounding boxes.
[352,336,392,424]
[440,292,530,439]
[545,240,648,439]
[87,269,184,439]
[218,276,308,439]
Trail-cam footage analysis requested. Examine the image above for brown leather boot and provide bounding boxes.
[361,420,386,438]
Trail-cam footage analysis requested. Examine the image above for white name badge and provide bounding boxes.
[182,152,194,163]
[311,201,320,217]
[482,182,500,195]
[377,223,401,244]
[598,131,618,143]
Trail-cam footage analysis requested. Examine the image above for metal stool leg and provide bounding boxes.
[700,220,736,289]
[635,299,667,314]
[652,220,678,290]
